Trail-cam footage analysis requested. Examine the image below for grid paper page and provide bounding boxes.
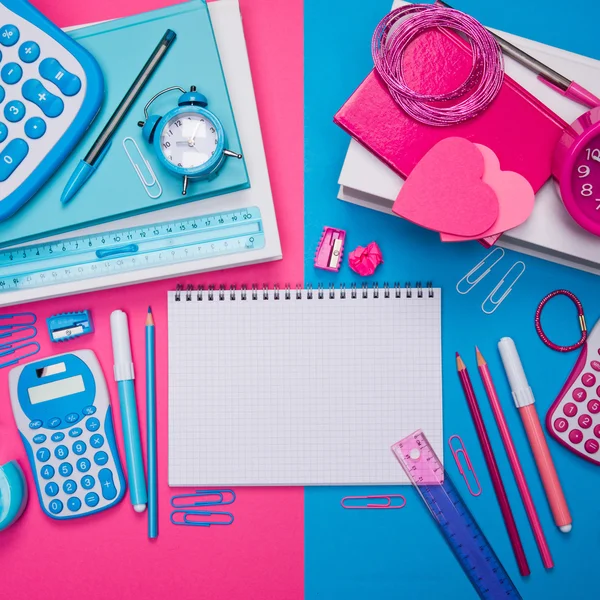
[168,287,442,486]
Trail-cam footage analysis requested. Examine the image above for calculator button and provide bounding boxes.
[585,439,600,454]
[67,497,81,512]
[36,447,50,462]
[595,425,600,438]
[58,462,73,477]
[40,465,55,480]
[99,468,117,500]
[0,121,6,143]
[0,25,19,47]
[68,427,83,438]
[63,479,77,495]
[32,433,46,444]
[94,451,108,466]
[48,499,63,515]
[579,414,593,429]
[45,482,59,497]
[85,492,99,507]
[29,420,42,429]
[22,79,64,118]
[72,441,86,456]
[0,86,4,104]
[19,41,40,63]
[90,434,104,449]
[582,373,596,387]
[47,417,61,429]
[77,458,91,473]
[3,100,25,123]
[83,405,96,416]
[81,475,95,490]
[86,417,100,432]
[554,418,568,433]
[569,429,583,444]
[563,402,578,417]
[51,432,65,442]
[55,445,69,459]
[1,62,22,84]
[592,361,600,372]
[0,138,27,179]
[573,388,587,402]
[588,400,600,414]
[64,412,80,424]
[39,58,81,97]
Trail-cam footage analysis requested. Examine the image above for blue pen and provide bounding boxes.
[146,307,157,538]
[110,309,147,512]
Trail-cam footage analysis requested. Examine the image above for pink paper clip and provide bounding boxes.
[448,435,482,497]
[340,494,406,509]
[314,226,346,272]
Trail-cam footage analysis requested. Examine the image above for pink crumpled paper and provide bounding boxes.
[348,242,383,276]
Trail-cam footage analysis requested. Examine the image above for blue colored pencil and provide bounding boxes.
[146,307,157,539]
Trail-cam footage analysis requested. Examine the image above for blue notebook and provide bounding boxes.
[0,0,248,247]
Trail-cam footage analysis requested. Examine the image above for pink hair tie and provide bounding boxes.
[535,290,587,352]
[372,4,504,126]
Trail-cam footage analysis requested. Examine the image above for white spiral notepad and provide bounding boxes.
[168,284,443,486]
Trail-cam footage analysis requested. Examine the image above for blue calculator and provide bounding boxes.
[0,0,103,221]
[8,350,125,520]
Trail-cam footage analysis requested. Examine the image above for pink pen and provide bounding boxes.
[498,337,573,533]
[477,348,554,569]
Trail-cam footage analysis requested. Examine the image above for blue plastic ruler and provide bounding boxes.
[392,430,522,600]
[0,207,264,293]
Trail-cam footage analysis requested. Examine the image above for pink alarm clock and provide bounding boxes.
[553,107,600,236]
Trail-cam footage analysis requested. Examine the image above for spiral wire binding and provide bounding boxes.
[174,282,435,301]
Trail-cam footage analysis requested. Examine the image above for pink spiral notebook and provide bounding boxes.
[334,27,567,197]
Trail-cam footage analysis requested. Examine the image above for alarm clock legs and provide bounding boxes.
[182,175,189,196]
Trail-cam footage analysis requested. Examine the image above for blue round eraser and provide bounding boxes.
[0,460,28,532]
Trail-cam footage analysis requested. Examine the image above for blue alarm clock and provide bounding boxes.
[138,85,242,195]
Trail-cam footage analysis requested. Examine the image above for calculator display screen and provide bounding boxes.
[28,375,85,405]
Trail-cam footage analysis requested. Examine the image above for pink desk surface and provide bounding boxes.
[0,1,304,598]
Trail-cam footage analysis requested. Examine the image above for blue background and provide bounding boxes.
[304,1,600,598]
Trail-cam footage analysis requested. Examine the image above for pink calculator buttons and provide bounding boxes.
[569,429,583,444]
[573,388,587,402]
[579,414,593,429]
[595,425,600,438]
[592,361,600,371]
[585,439,599,454]
[582,373,596,387]
[588,399,600,414]
[563,402,578,417]
[554,418,569,433]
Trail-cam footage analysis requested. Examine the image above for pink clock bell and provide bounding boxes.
[553,107,600,236]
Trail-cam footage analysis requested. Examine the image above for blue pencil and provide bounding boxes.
[146,307,157,539]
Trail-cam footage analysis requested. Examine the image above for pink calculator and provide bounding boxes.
[546,319,600,464]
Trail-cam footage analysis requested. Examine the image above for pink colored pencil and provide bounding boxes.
[456,353,530,577]
[476,348,554,570]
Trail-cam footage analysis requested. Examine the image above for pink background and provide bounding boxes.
[0,1,304,598]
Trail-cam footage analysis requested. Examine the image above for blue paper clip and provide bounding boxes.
[170,510,234,527]
[0,326,37,350]
[171,489,236,508]
[481,261,526,315]
[0,341,40,368]
[0,312,37,329]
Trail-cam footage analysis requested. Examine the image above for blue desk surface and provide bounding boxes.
[304,0,600,597]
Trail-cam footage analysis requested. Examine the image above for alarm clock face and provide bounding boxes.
[571,142,600,222]
[160,111,219,170]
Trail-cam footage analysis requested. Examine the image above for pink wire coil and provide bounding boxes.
[372,4,504,126]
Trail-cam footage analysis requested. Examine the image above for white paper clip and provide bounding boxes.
[482,261,526,314]
[123,137,163,199]
[456,247,505,295]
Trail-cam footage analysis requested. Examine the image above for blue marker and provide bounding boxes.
[110,309,147,512]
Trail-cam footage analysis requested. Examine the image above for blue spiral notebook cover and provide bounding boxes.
[0,0,248,247]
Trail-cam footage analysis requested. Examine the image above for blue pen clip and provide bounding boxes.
[0,312,37,329]
[170,510,234,527]
[0,325,37,349]
[0,341,40,368]
[170,489,236,508]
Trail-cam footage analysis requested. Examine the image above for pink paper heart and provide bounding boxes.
[392,137,499,236]
[440,144,535,242]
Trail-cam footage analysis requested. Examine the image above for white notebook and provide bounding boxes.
[168,284,443,486]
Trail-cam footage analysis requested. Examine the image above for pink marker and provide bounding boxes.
[477,347,554,569]
[498,337,573,533]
